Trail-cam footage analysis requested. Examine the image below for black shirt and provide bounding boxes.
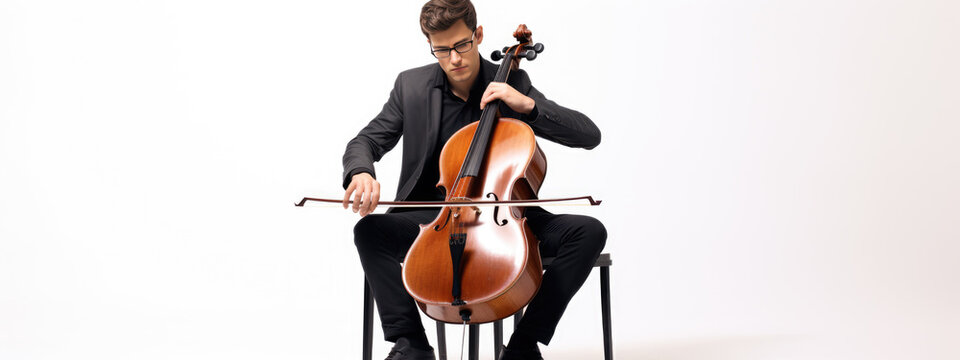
[407,65,489,202]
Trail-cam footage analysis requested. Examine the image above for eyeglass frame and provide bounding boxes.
[430,31,477,59]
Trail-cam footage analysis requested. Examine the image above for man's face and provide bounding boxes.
[427,20,484,86]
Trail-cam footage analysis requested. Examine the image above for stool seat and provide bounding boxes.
[362,253,613,360]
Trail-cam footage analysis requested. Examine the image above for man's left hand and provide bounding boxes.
[480,82,535,115]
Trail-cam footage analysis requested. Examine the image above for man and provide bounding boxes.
[341,1,606,359]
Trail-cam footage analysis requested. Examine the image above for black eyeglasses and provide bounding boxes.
[431,33,476,59]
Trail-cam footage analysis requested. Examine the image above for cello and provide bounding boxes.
[401,24,549,325]
[294,24,601,322]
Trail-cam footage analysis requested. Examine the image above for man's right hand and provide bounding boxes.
[343,172,380,217]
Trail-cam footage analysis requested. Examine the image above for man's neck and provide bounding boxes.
[448,70,479,101]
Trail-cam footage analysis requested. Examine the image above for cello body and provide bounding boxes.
[402,118,547,324]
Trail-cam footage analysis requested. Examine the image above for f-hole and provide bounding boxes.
[433,209,452,231]
[486,193,508,226]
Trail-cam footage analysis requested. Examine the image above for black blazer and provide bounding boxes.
[342,58,601,207]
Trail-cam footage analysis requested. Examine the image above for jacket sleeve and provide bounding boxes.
[341,73,405,189]
[511,69,601,150]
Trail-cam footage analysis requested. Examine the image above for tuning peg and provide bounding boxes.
[523,43,545,54]
[491,50,503,61]
[524,49,537,61]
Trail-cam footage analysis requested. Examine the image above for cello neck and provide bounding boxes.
[458,51,515,179]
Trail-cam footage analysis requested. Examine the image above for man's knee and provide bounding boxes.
[576,216,607,253]
[353,215,385,250]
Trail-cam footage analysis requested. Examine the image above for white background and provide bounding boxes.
[2,0,958,359]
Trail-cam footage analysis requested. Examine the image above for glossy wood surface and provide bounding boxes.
[402,118,546,324]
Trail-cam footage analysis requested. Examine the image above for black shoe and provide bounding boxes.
[385,338,436,360]
[497,345,543,360]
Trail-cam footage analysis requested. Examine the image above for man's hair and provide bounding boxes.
[419,0,477,37]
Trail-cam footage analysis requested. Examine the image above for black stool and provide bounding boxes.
[362,253,613,360]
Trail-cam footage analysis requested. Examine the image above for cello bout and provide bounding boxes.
[402,119,545,324]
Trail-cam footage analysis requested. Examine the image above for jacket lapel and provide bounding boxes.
[396,66,444,203]
[420,87,442,164]
[424,68,444,161]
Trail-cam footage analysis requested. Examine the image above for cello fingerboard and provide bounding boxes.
[458,51,515,179]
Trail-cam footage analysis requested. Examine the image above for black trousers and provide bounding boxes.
[353,207,607,346]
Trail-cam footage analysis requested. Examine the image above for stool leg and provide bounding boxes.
[362,278,374,360]
[436,322,447,360]
[600,266,613,360]
[494,320,503,358]
[469,324,479,360]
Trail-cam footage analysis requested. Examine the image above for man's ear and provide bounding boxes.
[475,25,483,45]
